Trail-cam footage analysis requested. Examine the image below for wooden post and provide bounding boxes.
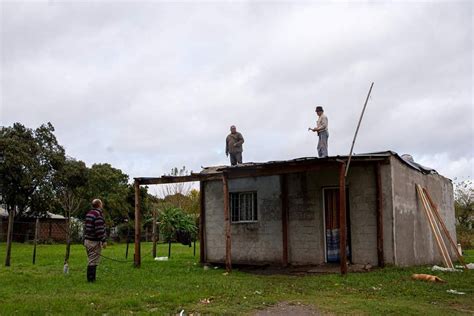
[199,181,206,263]
[33,217,40,264]
[339,163,348,275]
[125,219,130,259]
[222,173,232,272]
[168,240,171,258]
[375,163,385,267]
[134,180,141,267]
[280,174,289,267]
[152,209,157,258]
[5,206,15,267]
[64,217,71,263]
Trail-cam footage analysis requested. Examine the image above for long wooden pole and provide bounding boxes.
[33,217,39,264]
[423,188,467,269]
[280,174,289,267]
[152,209,157,258]
[222,173,232,272]
[345,82,374,177]
[134,180,141,267]
[339,163,348,275]
[416,185,452,268]
[199,181,206,263]
[5,206,15,267]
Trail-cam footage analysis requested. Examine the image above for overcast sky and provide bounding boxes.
[1,0,472,183]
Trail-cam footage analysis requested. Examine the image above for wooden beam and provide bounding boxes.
[222,173,232,272]
[199,181,206,264]
[375,162,385,267]
[134,180,141,267]
[280,174,289,267]
[135,174,221,185]
[339,163,348,275]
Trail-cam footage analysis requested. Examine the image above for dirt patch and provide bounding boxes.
[252,301,322,316]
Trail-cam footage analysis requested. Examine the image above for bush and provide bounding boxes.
[457,225,474,250]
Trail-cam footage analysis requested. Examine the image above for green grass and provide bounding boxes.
[0,242,473,315]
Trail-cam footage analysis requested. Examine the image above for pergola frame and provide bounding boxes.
[133,158,387,275]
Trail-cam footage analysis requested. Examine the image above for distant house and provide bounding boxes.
[0,207,68,242]
[133,151,457,271]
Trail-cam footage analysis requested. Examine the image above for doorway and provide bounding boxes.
[323,187,351,263]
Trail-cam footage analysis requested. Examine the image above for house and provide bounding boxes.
[133,151,457,272]
[0,207,68,242]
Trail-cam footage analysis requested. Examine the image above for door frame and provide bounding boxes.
[322,186,351,263]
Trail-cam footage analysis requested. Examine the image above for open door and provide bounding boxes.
[324,188,351,263]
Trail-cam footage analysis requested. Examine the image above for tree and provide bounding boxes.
[81,163,130,227]
[0,122,65,266]
[158,206,197,257]
[54,158,89,262]
[455,179,473,229]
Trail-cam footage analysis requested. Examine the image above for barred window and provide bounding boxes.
[230,191,258,223]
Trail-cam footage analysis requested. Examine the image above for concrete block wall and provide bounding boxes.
[390,157,456,266]
[346,165,378,265]
[204,176,283,264]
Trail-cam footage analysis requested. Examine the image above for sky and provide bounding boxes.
[1,0,473,183]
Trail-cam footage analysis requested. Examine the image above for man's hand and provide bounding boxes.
[226,152,229,157]
[101,242,107,249]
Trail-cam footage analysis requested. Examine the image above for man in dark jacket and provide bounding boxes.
[84,199,106,282]
[225,125,245,165]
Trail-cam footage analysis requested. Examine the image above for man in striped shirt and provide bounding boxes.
[84,199,107,282]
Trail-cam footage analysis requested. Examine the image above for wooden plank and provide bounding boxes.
[5,206,14,267]
[280,174,289,266]
[423,188,467,269]
[339,163,348,275]
[135,174,221,185]
[222,173,232,272]
[134,180,141,268]
[199,181,206,263]
[416,185,452,268]
[375,162,385,267]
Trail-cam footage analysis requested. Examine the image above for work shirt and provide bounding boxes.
[84,208,106,242]
[226,132,244,154]
[317,114,328,133]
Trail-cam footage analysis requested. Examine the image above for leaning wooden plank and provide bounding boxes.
[416,185,451,268]
[419,186,453,268]
[423,188,468,269]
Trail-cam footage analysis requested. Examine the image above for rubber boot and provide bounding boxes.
[87,265,94,282]
[91,265,97,282]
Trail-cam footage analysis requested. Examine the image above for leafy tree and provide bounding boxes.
[455,179,473,229]
[81,163,130,227]
[53,158,89,261]
[0,122,65,215]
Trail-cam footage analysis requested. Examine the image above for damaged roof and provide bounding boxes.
[200,150,437,175]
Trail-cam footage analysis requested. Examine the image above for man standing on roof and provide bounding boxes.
[308,106,329,158]
[84,199,107,282]
[225,125,245,165]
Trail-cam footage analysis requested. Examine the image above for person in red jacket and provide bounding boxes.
[84,199,107,282]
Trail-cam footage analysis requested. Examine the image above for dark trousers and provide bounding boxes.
[230,152,242,165]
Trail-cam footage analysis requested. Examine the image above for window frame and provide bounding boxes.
[229,191,258,224]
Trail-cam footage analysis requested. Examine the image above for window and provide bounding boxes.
[230,191,258,223]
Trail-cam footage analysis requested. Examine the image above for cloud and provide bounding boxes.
[1,1,472,181]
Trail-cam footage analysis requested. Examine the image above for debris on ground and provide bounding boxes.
[446,289,466,295]
[411,274,445,283]
[431,265,462,272]
[154,257,168,261]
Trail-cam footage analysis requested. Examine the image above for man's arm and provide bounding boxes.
[235,133,244,146]
[95,213,106,242]
[225,136,229,156]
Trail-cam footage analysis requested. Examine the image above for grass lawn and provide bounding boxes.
[1,242,473,315]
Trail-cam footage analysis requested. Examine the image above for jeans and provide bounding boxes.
[318,130,329,158]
